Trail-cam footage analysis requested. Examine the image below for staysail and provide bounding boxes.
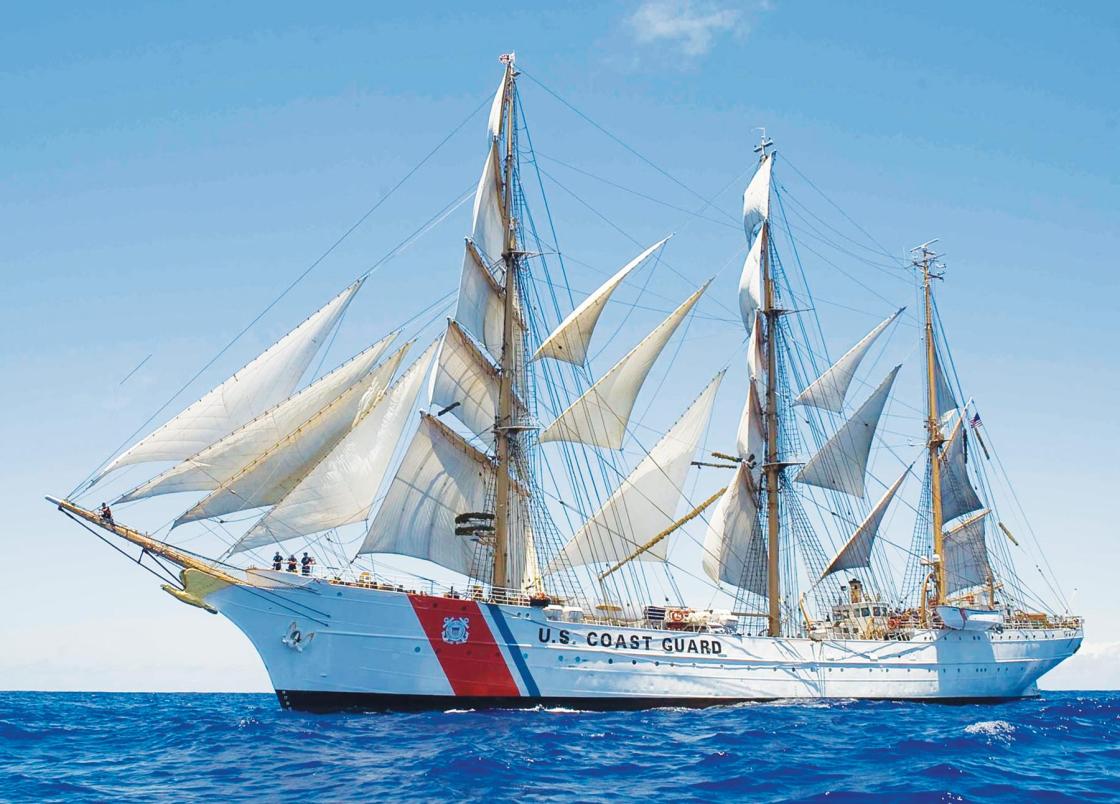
[544,373,723,573]
[821,466,909,578]
[795,365,900,497]
[540,282,708,449]
[232,341,438,551]
[96,281,363,478]
[795,309,903,413]
[116,333,397,502]
[534,237,671,365]
[173,343,411,526]
[701,463,767,593]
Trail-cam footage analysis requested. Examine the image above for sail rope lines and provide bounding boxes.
[69,92,494,499]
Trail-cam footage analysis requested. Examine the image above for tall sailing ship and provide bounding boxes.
[50,56,1082,711]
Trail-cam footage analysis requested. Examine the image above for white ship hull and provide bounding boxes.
[208,573,1082,711]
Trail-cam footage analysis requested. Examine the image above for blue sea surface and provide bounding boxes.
[1,691,1118,802]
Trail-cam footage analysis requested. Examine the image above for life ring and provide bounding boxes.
[887,615,901,630]
[667,609,687,624]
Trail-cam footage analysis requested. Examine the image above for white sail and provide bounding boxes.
[487,69,508,140]
[544,373,724,573]
[97,282,363,477]
[821,466,909,578]
[795,365,900,498]
[232,341,438,551]
[795,309,904,413]
[471,142,506,265]
[540,282,709,449]
[943,509,992,595]
[742,154,772,245]
[737,235,764,332]
[173,343,411,526]
[939,417,984,522]
[117,332,398,502]
[534,237,671,365]
[430,320,502,444]
[356,413,498,577]
[736,378,765,488]
[453,243,522,360]
[747,310,765,381]
[701,463,767,593]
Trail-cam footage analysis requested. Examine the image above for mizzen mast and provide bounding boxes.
[491,53,519,591]
[914,241,947,605]
[756,133,783,638]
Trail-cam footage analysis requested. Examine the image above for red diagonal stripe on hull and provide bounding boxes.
[408,594,521,697]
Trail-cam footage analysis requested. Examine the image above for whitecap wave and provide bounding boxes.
[964,719,1015,738]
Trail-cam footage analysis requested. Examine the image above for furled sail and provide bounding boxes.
[543,373,723,573]
[540,282,709,449]
[430,320,502,445]
[173,343,411,527]
[701,463,767,593]
[942,509,992,595]
[735,378,765,487]
[533,237,671,365]
[96,281,363,478]
[794,365,900,497]
[737,235,764,332]
[795,309,904,413]
[357,413,505,579]
[232,341,438,552]
[117,332,398,503]
[742,154,772,246]
[820,466,909,578]
[939,417,984,522]
[471,143,506,265]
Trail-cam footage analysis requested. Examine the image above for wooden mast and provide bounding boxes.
[757,136,782,638]
[916,242,947,605]
[491,56,518,592]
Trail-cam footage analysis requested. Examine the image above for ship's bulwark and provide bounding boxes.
[207,576,1082,713]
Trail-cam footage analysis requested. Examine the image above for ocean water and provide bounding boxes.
[2,692,1118,802]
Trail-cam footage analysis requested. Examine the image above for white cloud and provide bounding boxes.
[627,1,750,57]
[1040,640,1120,691]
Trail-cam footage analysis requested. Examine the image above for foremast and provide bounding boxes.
[915,242,947,606]
[491,55,520,591]
[757,135,783,637]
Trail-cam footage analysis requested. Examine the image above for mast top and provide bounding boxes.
[752,128,775,162]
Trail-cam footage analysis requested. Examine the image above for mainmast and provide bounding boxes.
[491,55,519,592]
[915,242,947,605]
[757,133,782,638]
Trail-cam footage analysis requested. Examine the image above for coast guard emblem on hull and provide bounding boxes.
[442,616,470,645]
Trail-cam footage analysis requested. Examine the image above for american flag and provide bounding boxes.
[969,412,983,429]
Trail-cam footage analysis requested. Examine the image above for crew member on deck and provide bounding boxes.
[287,555,297,573]
[300,552,313,576]
[272,552,283,571]
[99,503,113,524]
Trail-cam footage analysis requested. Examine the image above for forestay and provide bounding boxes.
[96,281,363,477]
[795,309,903,413]
[116,332,397,503]
[534,237,671,365]
[173,343,411,527]
[821,466,909,578]
[795,366,900,498]
[540,282,709,449]
[702,463,768,593]
[233,340,438,551]
[543,373,723,573]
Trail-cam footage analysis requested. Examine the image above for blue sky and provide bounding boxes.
[3,2,1118,691]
